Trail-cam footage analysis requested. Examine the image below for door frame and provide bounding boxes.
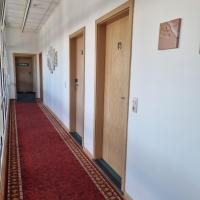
[13,53,37,99]
[94,0,134,192]
[39,53,43,101]
[69,27,86,146]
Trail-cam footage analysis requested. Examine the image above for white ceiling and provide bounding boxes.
[6,0,61,32]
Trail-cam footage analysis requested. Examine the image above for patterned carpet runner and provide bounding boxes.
[6,101,123,200]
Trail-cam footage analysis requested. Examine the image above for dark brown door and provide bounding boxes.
[16,57,33,92]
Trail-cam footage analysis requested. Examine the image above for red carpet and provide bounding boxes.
[8,102,123,200]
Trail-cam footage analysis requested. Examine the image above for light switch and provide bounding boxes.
[132,97,138,113]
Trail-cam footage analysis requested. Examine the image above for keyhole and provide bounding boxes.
[118,42,122,50]
[75,78,78,83]
[75,78,79,87]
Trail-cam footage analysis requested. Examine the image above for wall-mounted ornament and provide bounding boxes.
[47,47,58,73]
[158,18,182,50]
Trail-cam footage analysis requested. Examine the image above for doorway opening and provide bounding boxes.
[13,54,37,103]
[94,1,133,192]
[69,27,85,147]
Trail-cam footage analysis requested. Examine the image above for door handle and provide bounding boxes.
[121,97,126,100]
[75,78,79,87]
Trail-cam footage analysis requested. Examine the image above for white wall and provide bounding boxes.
[6,28,39,98]
[126,0,200,200]
[8,0,199,199]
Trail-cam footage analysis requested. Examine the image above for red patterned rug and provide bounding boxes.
[6,101,123,200]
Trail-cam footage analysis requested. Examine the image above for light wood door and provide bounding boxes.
[75,35,84,137]
[102,15,129,176]
[16,57,33,92]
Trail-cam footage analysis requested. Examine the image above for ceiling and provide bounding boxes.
[6,0,61,32]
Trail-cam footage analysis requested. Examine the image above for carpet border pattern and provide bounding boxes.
[6,101,23,200]
[6,101,124,200]
[38,102,124,200]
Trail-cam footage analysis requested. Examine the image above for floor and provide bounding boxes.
[6,101,123,200]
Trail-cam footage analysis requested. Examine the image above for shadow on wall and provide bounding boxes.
[42,89,70,126]
[39,0,125,49]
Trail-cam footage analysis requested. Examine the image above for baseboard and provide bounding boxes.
[70,132,83,146]
[41,103,134,200]
[41,103,96,161]
[41,102,136,199]
[83,147,94,160]
[42,103,70,135]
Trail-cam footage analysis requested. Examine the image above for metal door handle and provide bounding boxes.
[121,97,125,100]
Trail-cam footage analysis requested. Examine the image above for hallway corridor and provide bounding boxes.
[7,101,122,200]
[0,0,199,200]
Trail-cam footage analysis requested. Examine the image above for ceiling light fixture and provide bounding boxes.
[21,0,32,32]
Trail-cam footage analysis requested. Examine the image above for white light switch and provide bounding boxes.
[132,97,138,113]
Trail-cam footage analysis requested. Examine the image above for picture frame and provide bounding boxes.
[158,18,182,50]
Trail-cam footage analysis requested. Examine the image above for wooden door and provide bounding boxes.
[39,53,43,101]
[75,35,84,137]
[16,57,33,92]
[102,15,130,176]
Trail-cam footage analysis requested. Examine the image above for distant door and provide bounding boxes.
[39,53,43,101]
[70,29,85,143]
[102,15,130,177]
[16,57,33,92]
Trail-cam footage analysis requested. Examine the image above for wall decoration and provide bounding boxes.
[47,47,58,73]
[158,18,182,50]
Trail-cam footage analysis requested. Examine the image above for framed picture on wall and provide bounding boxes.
[158,18,182,50]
